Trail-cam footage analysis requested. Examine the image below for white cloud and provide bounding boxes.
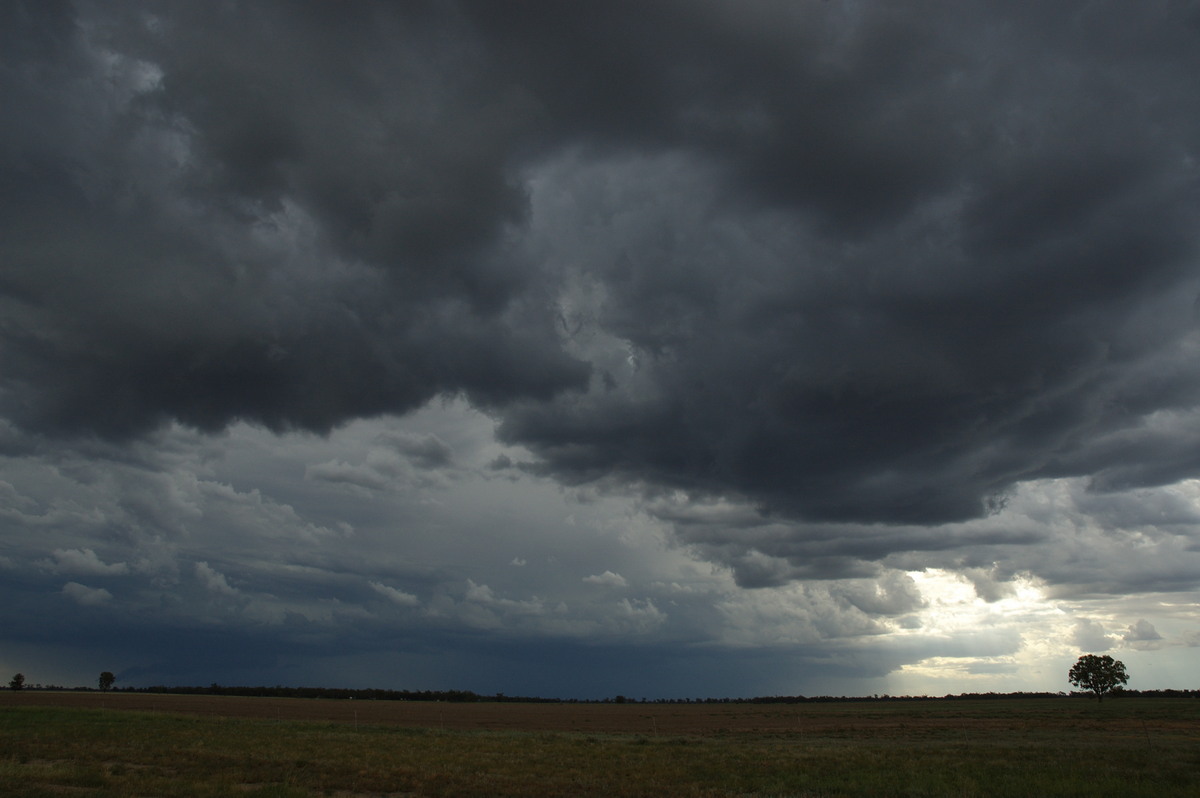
[1071,618,1115,652]
[369,581,420,607]
[464,580,548,615]
[45,548,129,576]
[198,480,341,543]
[1123,618,1164,650]
[583,570,627,588]
[306,460,391,492]
[195,561,239,596]
[62,582,113,606]
[611,598,666,633]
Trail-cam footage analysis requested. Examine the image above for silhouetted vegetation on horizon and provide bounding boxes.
[19,683,1196,703]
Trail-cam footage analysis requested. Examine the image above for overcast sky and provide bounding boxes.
[3,0,1199,699]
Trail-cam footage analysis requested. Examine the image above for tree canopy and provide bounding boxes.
[1068,654,1128,702]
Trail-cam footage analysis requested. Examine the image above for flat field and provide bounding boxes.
[2,691,1198,796]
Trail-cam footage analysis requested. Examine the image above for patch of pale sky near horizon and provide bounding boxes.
[886,569,1200,695]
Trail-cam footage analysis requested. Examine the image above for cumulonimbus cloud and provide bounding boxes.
[3,1,1200,580]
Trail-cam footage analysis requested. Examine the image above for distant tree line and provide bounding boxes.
[124,685,557,703]
[6,670,1198,703]
[76,685,1200,703]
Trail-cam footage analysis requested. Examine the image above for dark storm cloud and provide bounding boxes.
[664,509,1047,588]
[5,0,1200,551]
[1,0,588,438]
[488,0,1200,530]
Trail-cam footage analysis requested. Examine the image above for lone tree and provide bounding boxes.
[1068,654,1128,702]
[98,671,116,691]
[8,673,24,691]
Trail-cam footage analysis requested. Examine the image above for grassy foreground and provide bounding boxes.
[2,698,1198,796]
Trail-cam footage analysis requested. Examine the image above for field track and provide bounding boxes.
[2,691,1193,738]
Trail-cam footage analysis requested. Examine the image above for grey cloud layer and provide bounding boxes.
[0,417,935,692]
[5,1,1200,552]
[1,408,1195,694]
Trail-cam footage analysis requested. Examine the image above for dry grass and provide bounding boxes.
[2,693,1198,796]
